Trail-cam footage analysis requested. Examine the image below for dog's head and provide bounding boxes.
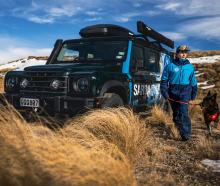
[200,91,219,113]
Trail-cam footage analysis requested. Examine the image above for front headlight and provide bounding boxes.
[73,78,89,92]
[5,77,16,89]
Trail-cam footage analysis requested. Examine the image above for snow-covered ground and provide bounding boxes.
[189,55,220,64]
[197,81,216,90]
[0,58,46,71]
[200,84,215,90]
[197,81,208,86]
[0,58,46,77]
[195,72,204,77]
[202,159,220,173]
[0,58,47,79]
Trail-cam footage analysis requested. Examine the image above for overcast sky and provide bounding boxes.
[0,0,220,63]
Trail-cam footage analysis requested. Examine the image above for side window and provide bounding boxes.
[131,46,144,72]
[144,48,160,73]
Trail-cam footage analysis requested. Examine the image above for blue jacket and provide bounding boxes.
[160,58,197,102]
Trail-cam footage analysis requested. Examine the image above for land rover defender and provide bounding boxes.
[3,21,174,115]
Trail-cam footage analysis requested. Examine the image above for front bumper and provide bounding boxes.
[2,93,98,114]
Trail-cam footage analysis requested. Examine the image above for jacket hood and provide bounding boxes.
[172,58,190,66]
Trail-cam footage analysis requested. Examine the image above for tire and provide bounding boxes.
[101,93,124,108]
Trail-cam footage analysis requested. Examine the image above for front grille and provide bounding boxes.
[21,71,68,94]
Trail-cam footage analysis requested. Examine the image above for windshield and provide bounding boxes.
[56,40,128,63]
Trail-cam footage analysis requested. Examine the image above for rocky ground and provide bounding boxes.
[134,59,220,185]
[135,109,220,186]
[194,62,220,100]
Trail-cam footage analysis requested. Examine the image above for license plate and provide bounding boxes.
[20,98,40,108]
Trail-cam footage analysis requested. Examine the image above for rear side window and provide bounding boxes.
[131,46,144,72]
[144,48,160,73]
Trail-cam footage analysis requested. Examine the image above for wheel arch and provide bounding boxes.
[99,80,128,104]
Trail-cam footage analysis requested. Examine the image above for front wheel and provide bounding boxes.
[101,93,124,108]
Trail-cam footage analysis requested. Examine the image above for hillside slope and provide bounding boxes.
[0,56,47,75]
[0,52,219,185]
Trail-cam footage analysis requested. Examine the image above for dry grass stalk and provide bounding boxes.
[148,105,179,139]
[0,106,137,186]
[65,107,147,162]
[189,100,202,121]
[0,78,4,93]
[189,50,220,58]
[194,135,220,159]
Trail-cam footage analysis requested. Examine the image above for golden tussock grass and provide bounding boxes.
[2,100,215,185]
[0,68,16,74]
[194,135,220,159]
[0,106,137,186]
[148,105,179,139]
[189,99,203,121]
[64,107,147,162]
[188,50,220,58]
[0,78,4,93]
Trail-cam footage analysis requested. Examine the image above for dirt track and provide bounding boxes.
[135,107,220,186]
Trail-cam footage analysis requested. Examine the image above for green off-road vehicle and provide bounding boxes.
[3,21,174,116]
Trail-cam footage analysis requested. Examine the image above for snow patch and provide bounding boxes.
[202,159,220,173]
[16,59,46,71]
[189,55,220,64]
[200,84,215,89]
[0,58,47,72]
[197,81,208,86]
[195,72,204,77]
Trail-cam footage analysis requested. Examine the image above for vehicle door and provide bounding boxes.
[130,45,157,107]
[144,48,161,105]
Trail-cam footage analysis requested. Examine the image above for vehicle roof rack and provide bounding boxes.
[79,24,134,38]
[79,21,174,49]
[136,21,174,49]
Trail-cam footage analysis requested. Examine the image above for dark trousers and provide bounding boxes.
[170,101,191,139]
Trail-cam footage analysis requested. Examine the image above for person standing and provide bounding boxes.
[160,45,198,141]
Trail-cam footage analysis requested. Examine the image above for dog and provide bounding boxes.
[200,91,219,135]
